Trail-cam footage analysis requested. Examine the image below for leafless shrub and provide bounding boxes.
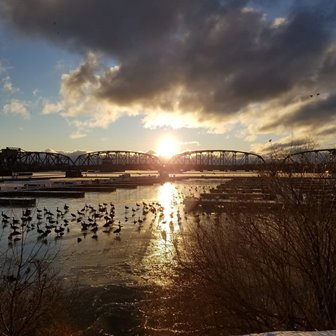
[0,228,78,336]
[173,171,336,334]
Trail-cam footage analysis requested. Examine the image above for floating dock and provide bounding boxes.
[195,199,283,212]
[77,183,137,189]
[0,197,36,206]
[0,191,85,198]
[185,176,335,213]
[200,192,276,201]
[45,186,117,192]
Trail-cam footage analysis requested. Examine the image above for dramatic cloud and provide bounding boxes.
[251,136,319,156]
[2,0,336,146]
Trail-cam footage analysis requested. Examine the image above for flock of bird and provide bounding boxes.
[1,202,156,246]
[0,184,213,248]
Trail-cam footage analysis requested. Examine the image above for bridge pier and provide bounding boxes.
[158,170,170,180]
[0,169,13,177]
[65,170,83,178]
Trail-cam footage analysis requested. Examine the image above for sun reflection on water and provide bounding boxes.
[140,182,183,287]
[157,182,180,243]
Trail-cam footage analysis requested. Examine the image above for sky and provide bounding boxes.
[0,0,335,156]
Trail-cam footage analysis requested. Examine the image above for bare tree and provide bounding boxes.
[0,222,75,336]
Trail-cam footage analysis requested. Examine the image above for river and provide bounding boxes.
[0,178,225,335]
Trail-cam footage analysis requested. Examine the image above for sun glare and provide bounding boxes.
[156,137,179,158]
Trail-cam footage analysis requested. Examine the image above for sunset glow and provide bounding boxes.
[0,1,334,153]
[0,1,335,333]
[156,137,179,158]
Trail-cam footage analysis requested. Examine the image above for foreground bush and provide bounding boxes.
[0,230,79,336]
[174,174,336,334]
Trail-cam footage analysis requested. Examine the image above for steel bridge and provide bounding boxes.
[167,150,265,171]
[0,147,74,173]
[283,149,336,173]
[74,150,162,171]
[0,147,335,174]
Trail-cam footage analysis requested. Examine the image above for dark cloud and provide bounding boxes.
[252,136,318,156]
[2,0,336,141]
[260,93,336,132]
[317,126,336,137]
[288,94,336,126]
[1,0,189,57]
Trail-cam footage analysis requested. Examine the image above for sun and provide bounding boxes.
[156,137,179,159]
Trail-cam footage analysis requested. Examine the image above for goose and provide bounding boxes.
[1,212,9,220]
[113,224,122,235]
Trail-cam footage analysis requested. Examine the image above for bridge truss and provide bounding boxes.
[0,147,74,172]
[74,151,162,171]
[167,150,265,171]
[1,147,335,174]
[283,149,336,173]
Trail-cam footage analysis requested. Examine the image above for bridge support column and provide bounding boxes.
[0,169,13,177]
[65,170,83,178]
[158,170,170,180]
